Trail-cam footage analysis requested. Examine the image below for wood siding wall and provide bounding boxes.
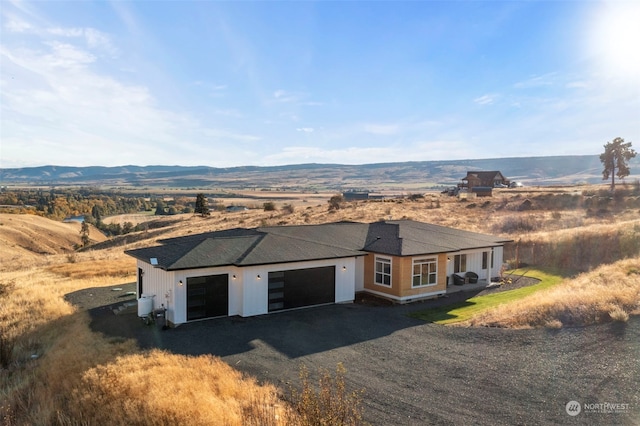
[363,253,447,300]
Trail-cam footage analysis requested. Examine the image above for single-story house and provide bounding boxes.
[125,220,511,326]
[460,171,510,190]
[342,191,370,201]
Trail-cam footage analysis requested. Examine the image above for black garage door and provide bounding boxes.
[187,274,229,320]
[268,266,335,312]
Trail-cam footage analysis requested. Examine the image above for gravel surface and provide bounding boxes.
[71,283,640,425]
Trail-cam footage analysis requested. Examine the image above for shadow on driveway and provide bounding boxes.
[89,300,429,358]
[82,285,486,359]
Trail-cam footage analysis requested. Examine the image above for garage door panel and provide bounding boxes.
[269,266,335,312]
[187,274,228,320]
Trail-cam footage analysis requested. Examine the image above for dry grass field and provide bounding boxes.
[1,183,639,424]
[0,214,107,269]
[465,259,640,328]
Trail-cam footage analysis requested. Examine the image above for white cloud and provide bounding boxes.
[44,41,96,68]
[513,72,558,89]
[272,89,301,103]
[0,20,260,167]
[45,27,119,56]
[473,94,498,105]
[362,123,399,135]
[262,146,402,165]
[4,14,32,32]
[296,127,314,133]
[193,81,228,97]
[566,80,589,89]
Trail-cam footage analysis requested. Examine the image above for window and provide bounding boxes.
[375,256,392,287]
[413,258,437,287]
[454,254,467,273]
[482,250,495,269]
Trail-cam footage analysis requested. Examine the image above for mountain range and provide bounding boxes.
[2,155,638,190]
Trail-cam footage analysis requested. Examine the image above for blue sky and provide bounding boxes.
[1,0,639,168]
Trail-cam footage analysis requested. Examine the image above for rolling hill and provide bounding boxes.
[3,155,637,190]
[0,214,107,267]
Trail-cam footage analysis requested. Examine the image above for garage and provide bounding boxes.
[186,274,229,320]
[268,266,336,312]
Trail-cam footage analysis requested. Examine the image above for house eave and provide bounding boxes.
[158,253,366,271]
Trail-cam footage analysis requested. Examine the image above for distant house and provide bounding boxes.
[125,220,510,326]
[460,171,510,190]
[342,191,370,201]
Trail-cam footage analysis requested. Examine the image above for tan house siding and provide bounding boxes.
[363,253,447,301]
[397,255,447,298]
[363,254,397,297]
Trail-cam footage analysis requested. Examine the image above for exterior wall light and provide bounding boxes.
[257,274,261,280]
[342,266,347,271]
[232,274,237,280]
[178,280,183,286]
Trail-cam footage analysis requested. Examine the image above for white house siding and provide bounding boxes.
[140,257,359,326]
[136,261,177,324]
[336,257,357,303]
[446,247,505,283]
[490,246,504,279]
[354,256,365,292]
[237,258,358,317]
[240,265,269,317]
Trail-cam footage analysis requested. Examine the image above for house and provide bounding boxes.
[342,191,370,201]
[460,171,510,190]
[225,205,248,212]
[125,220,511,326]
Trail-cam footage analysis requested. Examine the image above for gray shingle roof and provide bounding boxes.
[125,220,511,270]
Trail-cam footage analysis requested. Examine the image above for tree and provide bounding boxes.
[194,193,210,217]
[154,199,166,215]
[91,204,102,226]
[263,201,276,211]
[80,221,90,247]
[600,137,637,191]
[122,221,134,234]
[328,194,344,211]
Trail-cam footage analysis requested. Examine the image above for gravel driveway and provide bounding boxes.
[77,284,640,425]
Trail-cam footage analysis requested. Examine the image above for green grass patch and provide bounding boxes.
[409,268,565,324]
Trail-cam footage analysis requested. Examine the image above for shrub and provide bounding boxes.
[263,202,276,211]
[504,223,640,272]
[544,319,563,329]
[288,363,365,426]
[609,306,629,322]
[282,204,295,214]
[328,195,344,211]
[496,215,540,233]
